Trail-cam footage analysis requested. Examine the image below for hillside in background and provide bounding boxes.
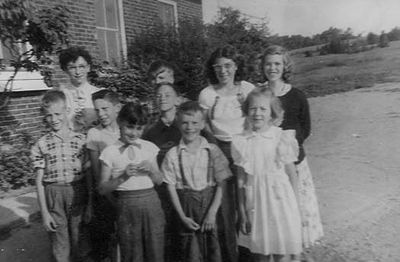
[291,40,400,97]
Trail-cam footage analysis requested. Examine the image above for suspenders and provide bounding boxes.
[177,147,213,188]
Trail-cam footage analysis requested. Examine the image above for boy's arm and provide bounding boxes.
[35,169,57,232]
[89,149,101,186]
[201,182,223,232]
[98,162,130,195]
[166,184,199,231]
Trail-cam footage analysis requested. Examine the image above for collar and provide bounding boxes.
[117,139,142,154]
[244,127,276,140]
[48,129,81,140]
[259,81,292,97]
[178,136,210,152]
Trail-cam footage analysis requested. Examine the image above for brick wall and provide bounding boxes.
[123,0,203,45]
[0,91,47,143]
[1,0,203,143]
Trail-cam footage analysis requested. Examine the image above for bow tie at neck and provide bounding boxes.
[119,143,142,161]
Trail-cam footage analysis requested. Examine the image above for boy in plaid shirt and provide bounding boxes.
[31,90,91,262]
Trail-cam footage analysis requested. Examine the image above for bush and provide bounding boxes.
[0,127,36,191]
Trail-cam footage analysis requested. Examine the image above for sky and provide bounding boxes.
[202,0,400,37]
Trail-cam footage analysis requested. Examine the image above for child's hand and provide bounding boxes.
[125,163,142,177]
[239,214,251,235]
[201,211,217,232]
[135,160,152,173]
[181,216,200,231]
[42,211,57,232]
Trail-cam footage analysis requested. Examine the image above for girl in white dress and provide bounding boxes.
[231,88,302,262]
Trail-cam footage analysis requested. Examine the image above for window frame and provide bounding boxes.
[158,0,178,28]
[95,0,127,64]
[0,42,49,92]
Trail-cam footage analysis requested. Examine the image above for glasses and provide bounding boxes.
[212,63,235,72]
[67,64,89,72]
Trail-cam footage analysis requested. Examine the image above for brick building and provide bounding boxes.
[0,0,202,142]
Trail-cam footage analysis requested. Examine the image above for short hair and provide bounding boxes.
[59,46,92,71]
[147,60,176,81]
[206,45,246,85]
[260,45,293,83]
[41,90,66,110]
[91,89,120,105]
[242,87,284,125]
[155,82,180,96]
[176,101,205,121]
[117,102,148,126]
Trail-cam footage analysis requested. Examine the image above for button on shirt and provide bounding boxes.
[162,137,232,191]
[99,139,160,191]
[31,131,86,183]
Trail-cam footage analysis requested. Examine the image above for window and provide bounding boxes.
[0,42,49,92]
[158,0,178,27]
[95,0,127,64]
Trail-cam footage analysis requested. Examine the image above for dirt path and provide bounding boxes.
[307,83,400,262]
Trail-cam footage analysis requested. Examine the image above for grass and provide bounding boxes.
[291,40,400,97]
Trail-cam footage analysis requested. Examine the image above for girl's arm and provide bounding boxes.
[201,181,224,232]
[166,184,200,231]
[137,158,163,185]
[285,162,299,201]
[98,162,130,195]
[36,169,57,232]
[299,92,311,141]
[237,166,251,235]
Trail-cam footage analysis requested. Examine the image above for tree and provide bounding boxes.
[0,0,69,108]
[366,32,379,45]
[379,31,389,48]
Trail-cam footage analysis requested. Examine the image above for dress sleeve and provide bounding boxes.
[198,87,213,110]
[231,135,253,175]
[277,130,299,164]
[160,148,177,185]
[298,91,311,142]
[210,145,232,183]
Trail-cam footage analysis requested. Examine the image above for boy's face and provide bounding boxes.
[65,56,90,86]
[93,98,121,127]
[178,111,205,143]
[248,96,272,131]
[150,66,174,86]
[44,101,68,132]
[156,84,179,112]
[119,121,145,145]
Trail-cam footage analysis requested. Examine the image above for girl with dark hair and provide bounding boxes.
[199,45,255,262]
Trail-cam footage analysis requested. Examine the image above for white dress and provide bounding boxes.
[231,126,302,255]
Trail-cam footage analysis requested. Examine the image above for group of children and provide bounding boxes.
[31,44,323,262]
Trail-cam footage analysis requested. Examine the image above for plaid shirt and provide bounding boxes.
[31,131,87,184]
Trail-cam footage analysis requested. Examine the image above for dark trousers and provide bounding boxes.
[177,187,222,262]
[116,188,165,262]
[89,192,117,261]
[44,182,90,262]
[216,139,239,262]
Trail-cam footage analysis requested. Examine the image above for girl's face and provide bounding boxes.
[151,66,174,86]
[248,96,272,131]
[65,56,90,86]
[263,54,284,82]
[119,121,145,145]
[213,57,237,85]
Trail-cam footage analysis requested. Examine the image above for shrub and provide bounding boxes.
[0,126,37,191]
